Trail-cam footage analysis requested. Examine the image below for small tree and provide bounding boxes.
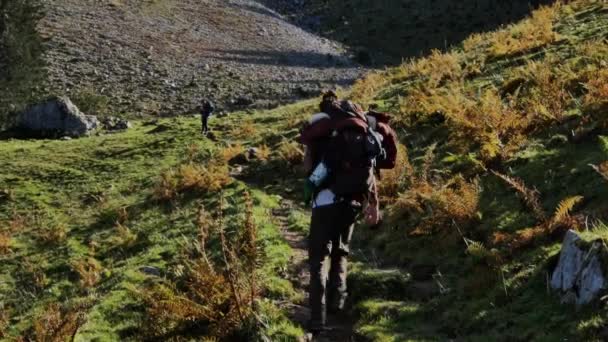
[0,0,46,129]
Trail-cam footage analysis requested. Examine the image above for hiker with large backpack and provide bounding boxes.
[298,91,398,334]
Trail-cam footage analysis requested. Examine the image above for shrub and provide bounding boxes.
[486,4,560,58]
[153,163,233,202]
[409,84,525,162]
[0,230,12,254]
[71,257,103,289]
[72,88,111,116]
[350,72,389,104]
[230,121,258,139]
[152,169,179,202]
[138,192,261,339]
[403,50,463,88]
[112,222,138,248]
[377,143,414,202]
[32,302,86,342]
[277,141,304,166]
[583,68,608,113]
[217,144,245,165]
[0,309,7,338]
[0,0,46,125]
[512,59,575,123]
[388,173,480,236]
[255,144,271,162]
[37,223,67,245]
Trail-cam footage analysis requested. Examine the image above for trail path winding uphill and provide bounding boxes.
[272,199,355,342]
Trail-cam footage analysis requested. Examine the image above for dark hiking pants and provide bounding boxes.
[308,201,358,329]
[201,114,209,133]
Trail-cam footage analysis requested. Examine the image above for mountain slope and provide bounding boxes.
[39,0,364,117]
[3,0,608,340]
[263,0,557,64]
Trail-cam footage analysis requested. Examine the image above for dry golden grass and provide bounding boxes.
[350,72,389,104]
[153,162,233,202]
[255,144,271,162]
[409,84,525,162]
[389,174,480,236]
[152,169,179,202]
[230,121,258,139]
[217,143,245,164]
[113,222,138,248]
[32,303,86,342]
[22,258,49,291]
[492,170,546,221]
[0,231,12,254]
[487,4,561,58]
[0,310,7,338]
[277,141,304,166]
[378,143,414,202]
[185,142,200,162]
[139,193,260,339]
[71,257,103,289]
[37,223,67,245]
[181,163,229,192]
[584,68,608,111]
[403,50,463,88]
[512,59,576,123]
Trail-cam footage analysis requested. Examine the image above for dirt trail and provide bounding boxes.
[272,199,355,342]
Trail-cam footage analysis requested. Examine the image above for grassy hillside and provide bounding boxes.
[2,0,608,340]
[344,0,608,340]
[0,112,311,339]
[267,0,556,64]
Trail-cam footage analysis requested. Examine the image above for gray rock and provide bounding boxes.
[248,147,259,160]
[551,230,608,305]
[101,116,132,131]
[16,97,98,138]
[139,266,161,277]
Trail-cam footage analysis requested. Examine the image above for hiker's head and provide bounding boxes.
[320,90,338,112]
[322,90,338,102]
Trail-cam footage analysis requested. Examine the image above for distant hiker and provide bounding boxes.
[200,99,215,135]
[298,92,398,334]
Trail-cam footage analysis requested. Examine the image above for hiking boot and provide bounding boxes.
[327,296,346,314]
[307,320,326,336]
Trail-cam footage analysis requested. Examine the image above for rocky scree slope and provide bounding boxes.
[39,0,365,117]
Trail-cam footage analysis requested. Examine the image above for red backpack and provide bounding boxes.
[299,100,398,197]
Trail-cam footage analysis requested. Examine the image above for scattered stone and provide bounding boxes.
[15,97,98,138]
[101,116,132,131]
[248,147,259,160]
[139,266,161,277]
[230,165,245,176]
[551,230,608,306]
[232,96,254,107]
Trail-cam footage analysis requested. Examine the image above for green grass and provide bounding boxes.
[0,114,306,339]
[4,1,608,340]
[344,1,608,341]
